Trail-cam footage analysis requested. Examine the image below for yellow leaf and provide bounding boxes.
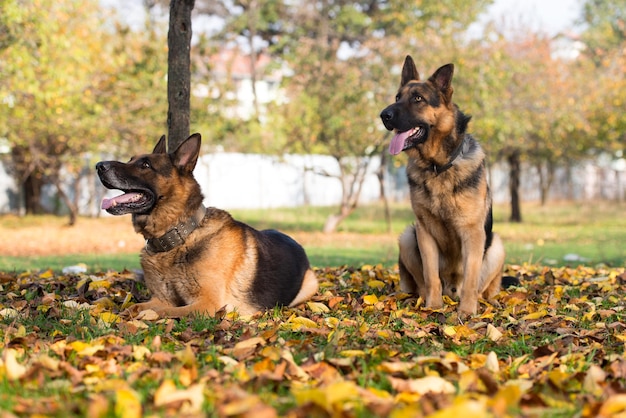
[378,361,416,374]
[443,325,457,336]
[92,297,116,309]
[69,341,104,356]
[442,295,457,305]
[377,329,394,339]
[582,310,596,321]
[114,388,142,418]
[486,324,503,342]
[175,344,198,367]
[294,381,360,412]
[522,309,548,320]
[120,293,134,310]
[98,312,120,325]
[37,354,60,371]
[132,345,151,361]
[367,280,386,290]
[75,277,89,291]
[286,316,318,329]
[389,376,456,395]
[363,294,379,305]
[39,269,54,279]
[221,394,272,416]
[599,394,626,416]
[583,364,606,396]
[260,345,281,361]
[89,279,111,289]
[485,351,499,373]
[339,349,366,358]
[281,349,309,382]
[3,349,27,381]
[307,301,330,313]
[324,317,339,328]
[429,399,487,418]
[16,325,26,338]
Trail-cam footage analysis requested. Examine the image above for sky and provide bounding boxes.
[480,0,583,36]
[101,0,585,38]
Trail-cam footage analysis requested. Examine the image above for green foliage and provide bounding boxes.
[0,0,170,207]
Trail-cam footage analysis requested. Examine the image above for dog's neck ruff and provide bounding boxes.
[145,205,207,253]
[431,135,470,175]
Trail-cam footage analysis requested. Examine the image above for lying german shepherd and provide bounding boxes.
[96,133,318,317]
[380,56,505,315]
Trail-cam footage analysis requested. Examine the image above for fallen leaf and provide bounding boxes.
[307,301,330,313]
[389,376,456,395]
[114,388,142,418]
[3,348,27,381]
[154,379,204,413]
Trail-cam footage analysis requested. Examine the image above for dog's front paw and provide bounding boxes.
[457,301,478,317]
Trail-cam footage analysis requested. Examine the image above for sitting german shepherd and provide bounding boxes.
[379,56,505,315]
[96,133,318,317]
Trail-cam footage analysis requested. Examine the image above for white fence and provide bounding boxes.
[0,153,624,215]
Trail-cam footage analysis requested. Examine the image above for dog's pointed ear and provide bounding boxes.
[400,55,420,87]
[172,133,201,172]
[153,135,167,154]
[429,63,454,102]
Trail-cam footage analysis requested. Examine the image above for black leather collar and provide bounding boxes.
[145,205,207,253]
[432,135,470,175]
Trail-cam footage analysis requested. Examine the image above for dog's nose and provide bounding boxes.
[380,107,395,130]
[380,107,394,122]
[95,161,109,174]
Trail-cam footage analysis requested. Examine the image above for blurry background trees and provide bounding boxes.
[0,0,624,229]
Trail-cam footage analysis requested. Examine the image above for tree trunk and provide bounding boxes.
[507,149,522,223]
[167,0,194,151]
[23,171,43,215]
[536,160,555,206]
[52,176,78,226]
[322,156,371,233]
[323,207,353,234]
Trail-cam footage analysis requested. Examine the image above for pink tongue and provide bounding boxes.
[388,130,414,155]
[101,192,142,210]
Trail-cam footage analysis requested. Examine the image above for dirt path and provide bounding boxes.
[0,215,397,257]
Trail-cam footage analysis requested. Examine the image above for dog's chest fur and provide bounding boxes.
[138,208,250,309]
[406,136,489,249]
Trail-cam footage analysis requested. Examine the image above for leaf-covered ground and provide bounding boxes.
[1,264,626,417]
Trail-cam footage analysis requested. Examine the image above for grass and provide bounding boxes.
[2,263,624,416]
[0,201,624,272]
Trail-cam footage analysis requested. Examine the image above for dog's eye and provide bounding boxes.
[414,95,423,103]
[141,160,151,169]
[395,94,400,102]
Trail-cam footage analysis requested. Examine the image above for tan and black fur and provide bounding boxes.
[96,133,318,317]
[379,56,505,315]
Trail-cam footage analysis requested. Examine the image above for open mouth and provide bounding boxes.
[388,126,426,155]
[101,190,154,215]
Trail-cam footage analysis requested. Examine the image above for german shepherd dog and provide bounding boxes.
[379,56,505,315]
[95,133,318,317]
